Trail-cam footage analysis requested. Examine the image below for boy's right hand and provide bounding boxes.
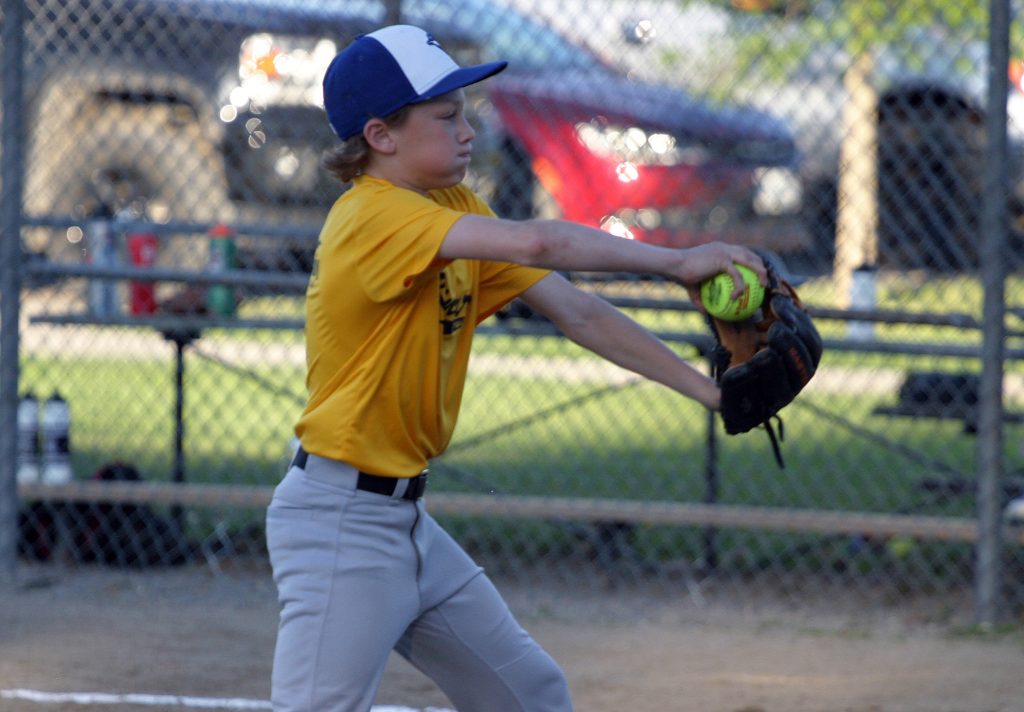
[674,243,768,301]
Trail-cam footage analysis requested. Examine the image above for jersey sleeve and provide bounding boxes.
[344,182,550,314]
[430,184,551,322]
[475,262,550,323]
[348,189,464,303]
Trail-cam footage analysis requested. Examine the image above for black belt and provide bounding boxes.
[290,447,428,501]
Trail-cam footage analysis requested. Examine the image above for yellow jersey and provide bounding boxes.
[296,175,548,476]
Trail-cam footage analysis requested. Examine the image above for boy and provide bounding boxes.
[266,24,767,712]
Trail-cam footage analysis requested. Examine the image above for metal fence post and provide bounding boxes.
[0,0,27,587]
[975,0,1011,627]
[702,354,719,573]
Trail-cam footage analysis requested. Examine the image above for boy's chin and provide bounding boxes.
[439,170,469,188]
[420,166,470,192]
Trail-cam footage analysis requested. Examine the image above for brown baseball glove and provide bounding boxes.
[706,251,822,467]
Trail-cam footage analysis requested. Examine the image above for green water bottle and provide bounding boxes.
[206,223,237,316]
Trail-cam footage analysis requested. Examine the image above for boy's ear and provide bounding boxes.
[363,119,396,153]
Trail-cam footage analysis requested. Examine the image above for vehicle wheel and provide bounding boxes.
[799,176,837,274]
[876,85,984,272]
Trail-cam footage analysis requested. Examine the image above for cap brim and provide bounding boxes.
[418,61,508,101]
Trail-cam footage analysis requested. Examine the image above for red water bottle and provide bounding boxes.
[128,232,159,315]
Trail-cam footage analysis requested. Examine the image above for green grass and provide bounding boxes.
[20,326,1003,510]
[19,273,1020,579]
[21,352,305,486]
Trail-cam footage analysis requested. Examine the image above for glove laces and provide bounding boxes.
[763,415,785,468]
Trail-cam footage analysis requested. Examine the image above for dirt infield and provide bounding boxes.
[1,566,1022,712]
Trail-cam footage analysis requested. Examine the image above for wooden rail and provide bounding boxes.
[18,481,1024,545]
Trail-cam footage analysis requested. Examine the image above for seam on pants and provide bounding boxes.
[412,501,424,605]
[432,585,530,712]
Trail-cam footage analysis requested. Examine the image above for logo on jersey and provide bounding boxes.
[439,270,471,335]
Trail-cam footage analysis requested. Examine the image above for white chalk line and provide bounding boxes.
[0,689,453,712]
[0,690,271,709]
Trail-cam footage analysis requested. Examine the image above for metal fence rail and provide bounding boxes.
[18,479,1024,546]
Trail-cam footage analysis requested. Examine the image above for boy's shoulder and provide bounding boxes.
[429,183,494,216]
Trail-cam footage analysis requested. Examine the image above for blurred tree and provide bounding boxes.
[686,0,989,296]
[727,0,810,19]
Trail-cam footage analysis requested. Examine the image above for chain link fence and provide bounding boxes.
[2,0,1023,622]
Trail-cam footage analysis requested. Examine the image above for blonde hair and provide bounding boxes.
[321,105,413,184]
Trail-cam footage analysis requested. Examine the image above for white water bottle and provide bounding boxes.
[847,263,878,341]
[41,391,73,485]
[17,392,41,485]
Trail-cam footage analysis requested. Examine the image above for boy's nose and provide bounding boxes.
[460,116,476,141]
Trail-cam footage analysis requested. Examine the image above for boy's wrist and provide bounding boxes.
[699,380,722,411]
[662,247,693,285]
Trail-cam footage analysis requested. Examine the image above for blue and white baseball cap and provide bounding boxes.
[323,25,507,140]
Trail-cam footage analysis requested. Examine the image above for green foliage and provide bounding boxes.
[680,0,991,96]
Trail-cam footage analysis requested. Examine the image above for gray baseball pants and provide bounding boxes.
[265,452,573,712]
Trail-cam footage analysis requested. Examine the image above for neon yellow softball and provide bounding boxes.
[699,264,765,321]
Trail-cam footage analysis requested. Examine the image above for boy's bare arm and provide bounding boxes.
[441,214,766,294]
[517,273,721,410]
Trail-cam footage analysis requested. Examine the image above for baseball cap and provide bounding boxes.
[323,25,508,140]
